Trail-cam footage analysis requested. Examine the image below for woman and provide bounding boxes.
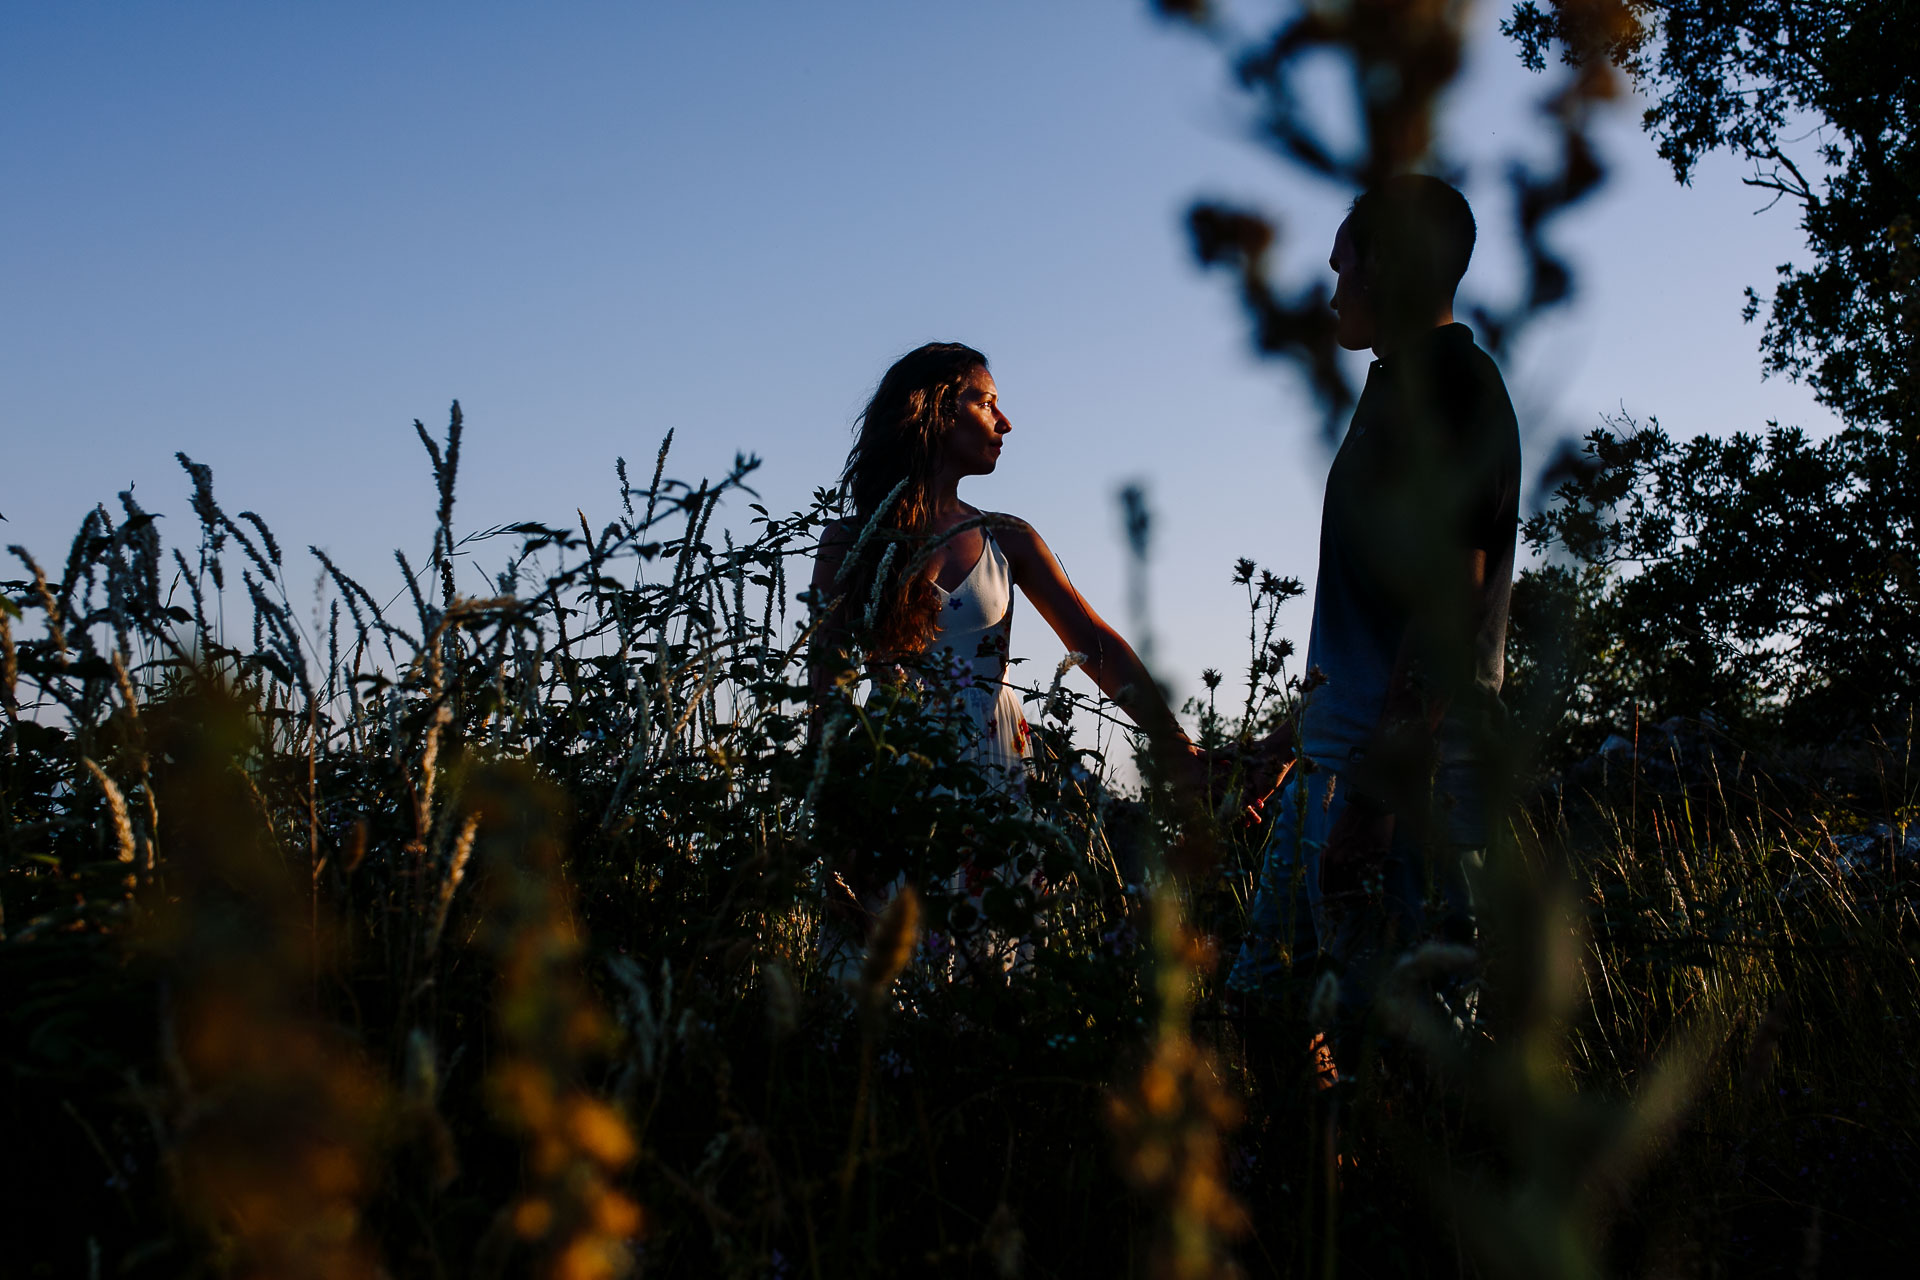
[809,341,1200,793]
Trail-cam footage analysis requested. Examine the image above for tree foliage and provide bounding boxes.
[1503,3,1918,752]
[1506,0,1920,428]
[1511,416,1919,752]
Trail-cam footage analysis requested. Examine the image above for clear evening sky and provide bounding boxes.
[2,2,1836,723]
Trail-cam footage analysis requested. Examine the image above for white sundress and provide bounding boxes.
[927,530,1032,786]
[928,530,1039,971]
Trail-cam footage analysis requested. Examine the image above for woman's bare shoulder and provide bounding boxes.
[818,516,859,550]
[982,511,1038,540]
[983,512,1052,574]
[811,518,859,589]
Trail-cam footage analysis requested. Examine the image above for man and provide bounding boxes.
[1229,175,1521,1031]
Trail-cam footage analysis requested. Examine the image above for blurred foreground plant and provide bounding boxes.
[1109,892,1248,1280]
[0,406,1276,1277]
[143,683,391,1280]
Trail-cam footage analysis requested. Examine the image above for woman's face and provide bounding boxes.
[940,366,1011,477]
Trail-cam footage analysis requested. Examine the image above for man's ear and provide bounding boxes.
[1358,252,1382,295]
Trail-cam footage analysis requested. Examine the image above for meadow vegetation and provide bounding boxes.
[4,2,1916,1276]
[2,408,1912,1277]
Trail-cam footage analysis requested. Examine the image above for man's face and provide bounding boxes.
[1329,221,1376,352]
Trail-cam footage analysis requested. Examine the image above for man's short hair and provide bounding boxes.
[1346,175,1476,315]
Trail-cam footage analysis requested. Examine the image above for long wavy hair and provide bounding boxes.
[835,342,989,657]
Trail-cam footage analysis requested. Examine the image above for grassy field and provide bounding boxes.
[3,418,1915,1278]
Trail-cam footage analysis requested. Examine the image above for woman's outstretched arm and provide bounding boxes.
[991,516,1193,751]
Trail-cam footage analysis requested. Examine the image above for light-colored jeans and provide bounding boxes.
[1228,763,1486,1010]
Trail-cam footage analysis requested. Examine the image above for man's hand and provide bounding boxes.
[1240,725,1294,799]
[1202,727,1294,825]
[1232,726,1296,813]
[1319,798,1394,897]
[1162,736,1211,794]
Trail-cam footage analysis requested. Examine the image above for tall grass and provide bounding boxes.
[0,411,1271,1277]
[4,407,1914,1277]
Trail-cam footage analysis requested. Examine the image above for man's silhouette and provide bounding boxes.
[1230,175,1521,1028]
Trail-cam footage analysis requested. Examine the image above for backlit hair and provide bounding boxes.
[836,342,989,656]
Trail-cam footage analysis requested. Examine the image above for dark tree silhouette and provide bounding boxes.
[1504,2,1919,749]
[1506,0,1919,428]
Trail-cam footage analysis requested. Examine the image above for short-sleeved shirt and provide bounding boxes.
[1298,323,1521,769]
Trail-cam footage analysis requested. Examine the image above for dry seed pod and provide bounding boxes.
[1308,970,1340,1031]
[763,961,799,1039]
[858,886,919,1008]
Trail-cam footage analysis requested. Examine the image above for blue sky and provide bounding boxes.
[1,1,1836,720]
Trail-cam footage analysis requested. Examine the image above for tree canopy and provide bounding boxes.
[1506,1,1919,428]
[1510,415,1917,751]
[1502,3,1917,749]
